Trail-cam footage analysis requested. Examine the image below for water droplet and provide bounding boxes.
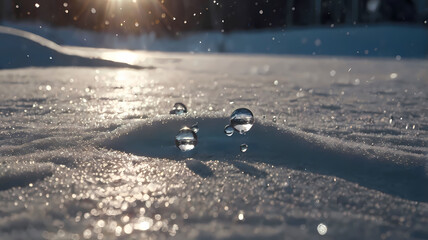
[224,125,234,136]
[230,108,254,134]
[170,102,187,115]
[191,123,199,133]
[175,127,197,151]
[272,116,277,122]
[240,144,248,153]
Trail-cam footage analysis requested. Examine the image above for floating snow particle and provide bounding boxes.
[330,70,336,77]
[314,38,322,47]
[35,3,40,8]
[259,10,263,14]
[317,223,328,235]
[367,0,380,12]
[238,211,245,221]
[354,78,360,85]
[90,8,96,14]
[390,73,398,79]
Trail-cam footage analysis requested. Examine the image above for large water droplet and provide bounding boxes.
[191,123,199,133]
[230,108,254,134]
[240,144,248,153]
[224,125,234,137]
[175,127,197,151]
[170,102,187,115]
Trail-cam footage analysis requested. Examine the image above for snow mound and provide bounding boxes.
[0,26,144,69]
[0,162,54,191]
[104,117,428,202]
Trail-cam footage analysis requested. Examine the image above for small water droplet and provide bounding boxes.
[240,144,248,153]
[230,108,254,134]
[191,123,199,133]
[175,127,197,151]
[272,116,277,122]
[224,125,234,136]
[170,102,187,115]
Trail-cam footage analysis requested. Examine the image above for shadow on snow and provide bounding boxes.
[106,118,428,202]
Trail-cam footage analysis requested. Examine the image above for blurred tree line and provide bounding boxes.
[1,0,426,36]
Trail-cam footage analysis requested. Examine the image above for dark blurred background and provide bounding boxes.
[1,0,427,36]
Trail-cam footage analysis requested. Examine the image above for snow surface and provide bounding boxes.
[0,27,428,240]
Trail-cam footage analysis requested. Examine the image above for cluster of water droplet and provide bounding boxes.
[171,103,254,153]
[170,102,200,152]
[224,108,255,152]
[224,108,255,136]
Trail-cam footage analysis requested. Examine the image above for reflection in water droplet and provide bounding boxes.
[175,127,197,151]
[170,102,187,115]
[240,144,248,153]
[230,108,254,134]
[317,223,327,235]
[224,125,234,136]
[191,123,199,133]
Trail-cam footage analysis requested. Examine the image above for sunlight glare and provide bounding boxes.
[102,51,140,65]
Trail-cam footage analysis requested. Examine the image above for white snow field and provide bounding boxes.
[3,21,428,58]
[0,26,428,240]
